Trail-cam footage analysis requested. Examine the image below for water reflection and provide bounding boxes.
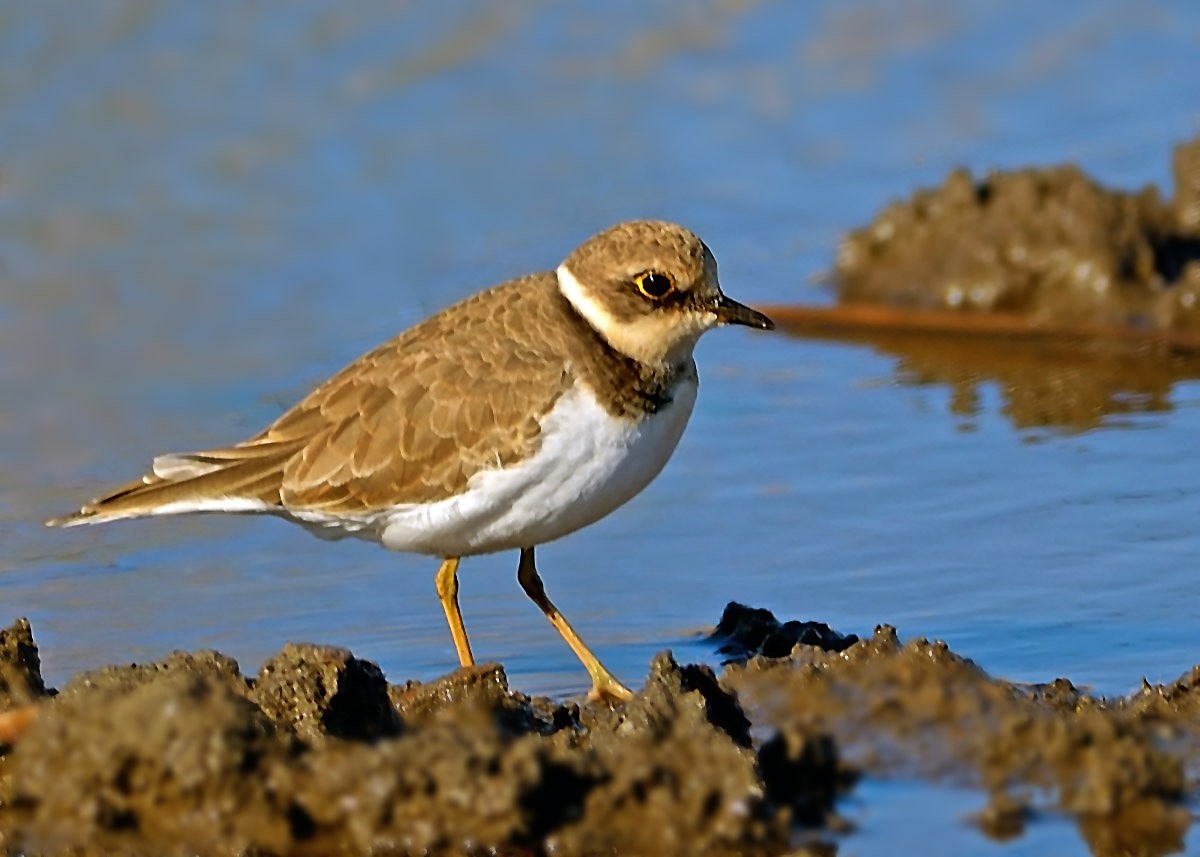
[771,309,1200,430]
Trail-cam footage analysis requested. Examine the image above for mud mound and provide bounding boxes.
[780,136,1200,431]
[0,621,48,712]
[0,620,841,857]
[836,136,1200,330]
[725,622,1195,855]
[3,608,1198,855]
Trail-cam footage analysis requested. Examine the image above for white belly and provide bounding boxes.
[373,376,697,557]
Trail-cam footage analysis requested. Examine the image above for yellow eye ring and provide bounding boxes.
[634,270,675,300]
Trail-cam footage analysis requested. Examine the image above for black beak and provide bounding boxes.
[713,295,775,330]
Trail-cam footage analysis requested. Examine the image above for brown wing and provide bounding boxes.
[49,274,573,525]
[270,279,573,511]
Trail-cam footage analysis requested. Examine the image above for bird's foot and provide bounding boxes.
[586,671,634,704]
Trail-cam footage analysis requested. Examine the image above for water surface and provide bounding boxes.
[4,3,1200,854]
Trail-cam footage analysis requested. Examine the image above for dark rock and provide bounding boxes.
[710,601,859,661]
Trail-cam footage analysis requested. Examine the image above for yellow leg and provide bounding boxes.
[435,556,474,667]
[517,547,633,703]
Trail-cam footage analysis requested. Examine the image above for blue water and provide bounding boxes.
[4,3,1200,854]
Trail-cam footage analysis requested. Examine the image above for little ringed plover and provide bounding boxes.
[48,219,774,702]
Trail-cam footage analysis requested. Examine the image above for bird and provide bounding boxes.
[47,219,774,702]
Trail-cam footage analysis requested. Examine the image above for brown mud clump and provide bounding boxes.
[3,607,1199,855]
[764,136,1200,431]
[0,618,842,856]
[723,613,1197,856]
[0,621,48,712]
[835,136,1200,330]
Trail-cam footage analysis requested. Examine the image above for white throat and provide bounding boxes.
[556,263,708,367]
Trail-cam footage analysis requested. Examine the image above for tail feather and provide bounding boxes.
[46,439,306,527]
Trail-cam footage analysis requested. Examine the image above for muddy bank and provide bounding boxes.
[835,137,1200,329]
[768,136,1200,430]
[0,616,841,857]
[720,613,1196,857]
[1,607,1198,856]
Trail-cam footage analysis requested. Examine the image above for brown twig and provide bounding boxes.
[759,303,1200,354]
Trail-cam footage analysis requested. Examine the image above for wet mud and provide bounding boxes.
[835,137,1200,328]
[1,606,1198,856]
[0,615,840,857]
[722,608,1198,857]
[777,135,1200,430]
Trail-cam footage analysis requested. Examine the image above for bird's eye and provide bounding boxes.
[633,271,675,300]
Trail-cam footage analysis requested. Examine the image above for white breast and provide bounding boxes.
[373,372,698,557]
